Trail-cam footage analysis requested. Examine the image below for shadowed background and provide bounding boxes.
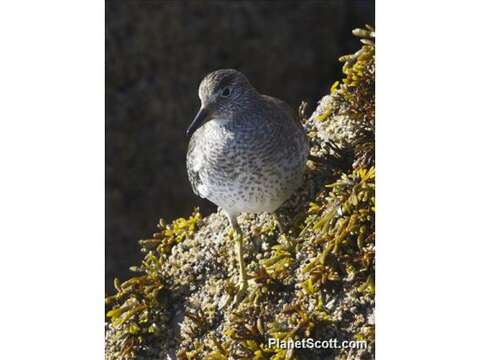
[106,0,374,293]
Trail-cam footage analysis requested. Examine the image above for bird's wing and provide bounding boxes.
[262,95,310,157]
[186,128,206,198]
[261,95,299,125]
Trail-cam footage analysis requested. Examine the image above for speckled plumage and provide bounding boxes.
[186,69,308,303]
[186,69,309,219]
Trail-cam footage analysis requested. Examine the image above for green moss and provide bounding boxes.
[105,210,202,359]
[260,234,296,283]
[303,167,375,293]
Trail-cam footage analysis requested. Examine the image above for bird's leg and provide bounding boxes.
[227,215,248,305]
[273,212,286,235]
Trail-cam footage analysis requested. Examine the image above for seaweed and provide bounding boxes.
[105,210,202,359]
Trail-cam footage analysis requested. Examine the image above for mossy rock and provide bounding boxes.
[106,26,375,360]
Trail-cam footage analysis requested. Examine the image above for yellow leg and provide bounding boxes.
[273,212,285,234]
[228,215,248,305]
[235,232,248,292]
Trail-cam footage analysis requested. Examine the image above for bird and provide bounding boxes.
[186,69,309,304]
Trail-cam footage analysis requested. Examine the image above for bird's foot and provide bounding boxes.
[221,278,249,309]
[273,213,286,235]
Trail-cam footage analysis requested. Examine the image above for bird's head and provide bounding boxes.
[186,69,256,137]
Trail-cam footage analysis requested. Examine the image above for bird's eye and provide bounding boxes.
[221,87,232,97]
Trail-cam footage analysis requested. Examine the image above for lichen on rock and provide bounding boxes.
[106,25,375,360]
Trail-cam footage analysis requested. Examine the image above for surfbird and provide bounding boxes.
[186,69,309,303]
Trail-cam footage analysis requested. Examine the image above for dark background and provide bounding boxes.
[106,0,374,293]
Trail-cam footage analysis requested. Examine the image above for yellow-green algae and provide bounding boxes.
[106,26,375,360]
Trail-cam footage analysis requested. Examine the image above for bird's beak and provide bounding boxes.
[186,107,209,137]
